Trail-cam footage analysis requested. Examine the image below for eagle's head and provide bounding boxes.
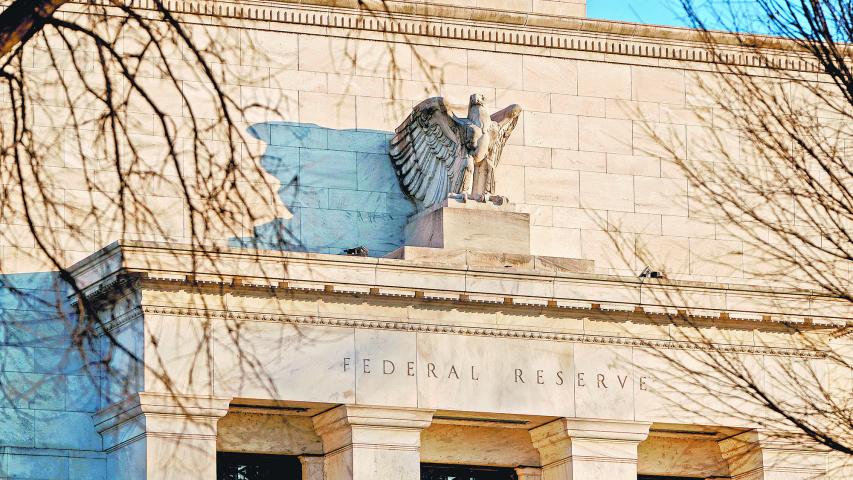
[469,93,486,106]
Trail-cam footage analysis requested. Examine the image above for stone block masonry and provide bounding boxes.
[1,273,104,479]
[233,122,416,257]
[1,1,848,479]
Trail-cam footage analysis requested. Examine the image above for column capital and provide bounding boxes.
[313,404,434,453]
[514,466,543,480]
[94,393,232,479]
[299,454,325,466]
[530,418,651,451]
[312,405,434,480]
[93,392,232,451]
[719,430,828,480]
[529,418,650,480]
[719,430,829,455]
[313,405,434,433]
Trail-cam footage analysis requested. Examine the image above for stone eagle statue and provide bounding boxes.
[389,94,522,210]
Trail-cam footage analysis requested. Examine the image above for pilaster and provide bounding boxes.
[719,431,827,480]
[312,405,435,480]
[299,454,325,480]
[93,393,231,480]
[529,418,651,480]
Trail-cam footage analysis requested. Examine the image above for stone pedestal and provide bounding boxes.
[389,198,595,272]
[94,393,231,480]
[403,199,531,255]
[529,418,650,480]
[719,431,827,480]
[312,405,434,480]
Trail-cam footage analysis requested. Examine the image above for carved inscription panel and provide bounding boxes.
[414,333,577,416]
[213,322,651,420]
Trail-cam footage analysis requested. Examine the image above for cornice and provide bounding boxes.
[69,241,852,328]
[97,302,145,332]
[279,0,813,51]
[67,241,839,360]
[67,0,822,73]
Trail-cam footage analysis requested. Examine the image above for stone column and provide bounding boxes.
[719,431,827,480]
[515,466,543,480]
[299,454,325,480]
[312,405,434,480]
[94,393,231,479]
[529,418,650,480]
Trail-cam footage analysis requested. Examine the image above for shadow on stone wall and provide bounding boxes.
[0,272,104,477]
[231,122,416,257]
[0,122,415,477]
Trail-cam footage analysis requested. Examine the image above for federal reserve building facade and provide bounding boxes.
[0,0,851,479]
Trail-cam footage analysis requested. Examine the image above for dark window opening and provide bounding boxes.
[421,463,517,480]
[217,452,301,480]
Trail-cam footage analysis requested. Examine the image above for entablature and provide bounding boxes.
[69,241,851,334]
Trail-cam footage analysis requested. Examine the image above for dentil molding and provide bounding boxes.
[64,0,822,73]
[91,298,829,360]
[136,304,827,359]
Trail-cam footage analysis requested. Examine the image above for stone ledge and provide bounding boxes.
[0,447,106,459]
[531,418,652,445]
[386,246,594,274]
[67,241,853,327]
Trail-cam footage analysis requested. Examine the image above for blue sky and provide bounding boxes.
[587,0,692,27]
[586,1,776,34]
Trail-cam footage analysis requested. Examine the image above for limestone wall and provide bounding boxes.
[0,274,104,478]
[2,0,844,286]
[0,1,848,477]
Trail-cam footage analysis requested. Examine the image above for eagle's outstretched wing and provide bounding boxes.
[389,97,468,209]
[483,104,522,193]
